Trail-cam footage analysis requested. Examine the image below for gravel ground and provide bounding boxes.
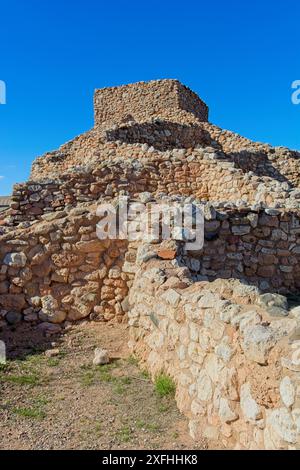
[0,321,207,450]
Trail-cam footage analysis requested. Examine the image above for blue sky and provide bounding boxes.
[0,0,299,195]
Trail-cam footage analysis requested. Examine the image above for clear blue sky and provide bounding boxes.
[0,0,299,195]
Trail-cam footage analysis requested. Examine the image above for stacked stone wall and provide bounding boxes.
[0,207,132,327]
[128,258,300,450]
[94,79,209,128]
[183,206,300,293]
[9,151,295,226]
[2,79,300,450]
[2,202,300,327]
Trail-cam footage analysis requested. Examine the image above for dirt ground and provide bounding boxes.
[0,321,207,450]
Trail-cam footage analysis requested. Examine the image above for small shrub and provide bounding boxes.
[155,373,176,397]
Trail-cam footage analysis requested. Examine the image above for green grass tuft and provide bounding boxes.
[117,425,132,443]
[120,376,132,385]
[154,373,176,397]
[127,355,139,366]
[1,374,40,386]
[47,358,60,367]
[98,370,114,383]
[114,383,125,394]
[80,370,95,387]
[158,402,170,413]
[140,370,150,380]
[12,406,46,419]
[146,422,160,432]
[0,363,9,372]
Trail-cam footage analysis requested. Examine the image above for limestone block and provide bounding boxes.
[161,288,181,307]
[240,383,262,421]
[93,348,109,365]
[197,370,213,402]
[242,324,277,364]
[265,408,297,446]
[280,376,296,408]
[218,397,238,423]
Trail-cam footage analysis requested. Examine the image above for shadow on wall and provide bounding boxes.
[105,120,220,151]
[181,209,300,294]
[228,150,293,185]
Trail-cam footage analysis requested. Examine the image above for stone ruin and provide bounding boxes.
[1,79,300,449]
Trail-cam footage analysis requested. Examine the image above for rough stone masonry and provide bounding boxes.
[1,79,300,450]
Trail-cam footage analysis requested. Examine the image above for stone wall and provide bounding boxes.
[1,201,300,450]
[29,122,300,194]
[30,129,102,181]
[2,79,300,450]
[128,256,300,450]
[0,206,132,327]
[183,206,300,293]
[94,79,209,129]
[104,120,211,150]
[8,146,297,227]
[5,187,300,292]
[202,122,300,187]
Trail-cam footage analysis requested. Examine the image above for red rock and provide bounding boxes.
[157,249,177,260]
